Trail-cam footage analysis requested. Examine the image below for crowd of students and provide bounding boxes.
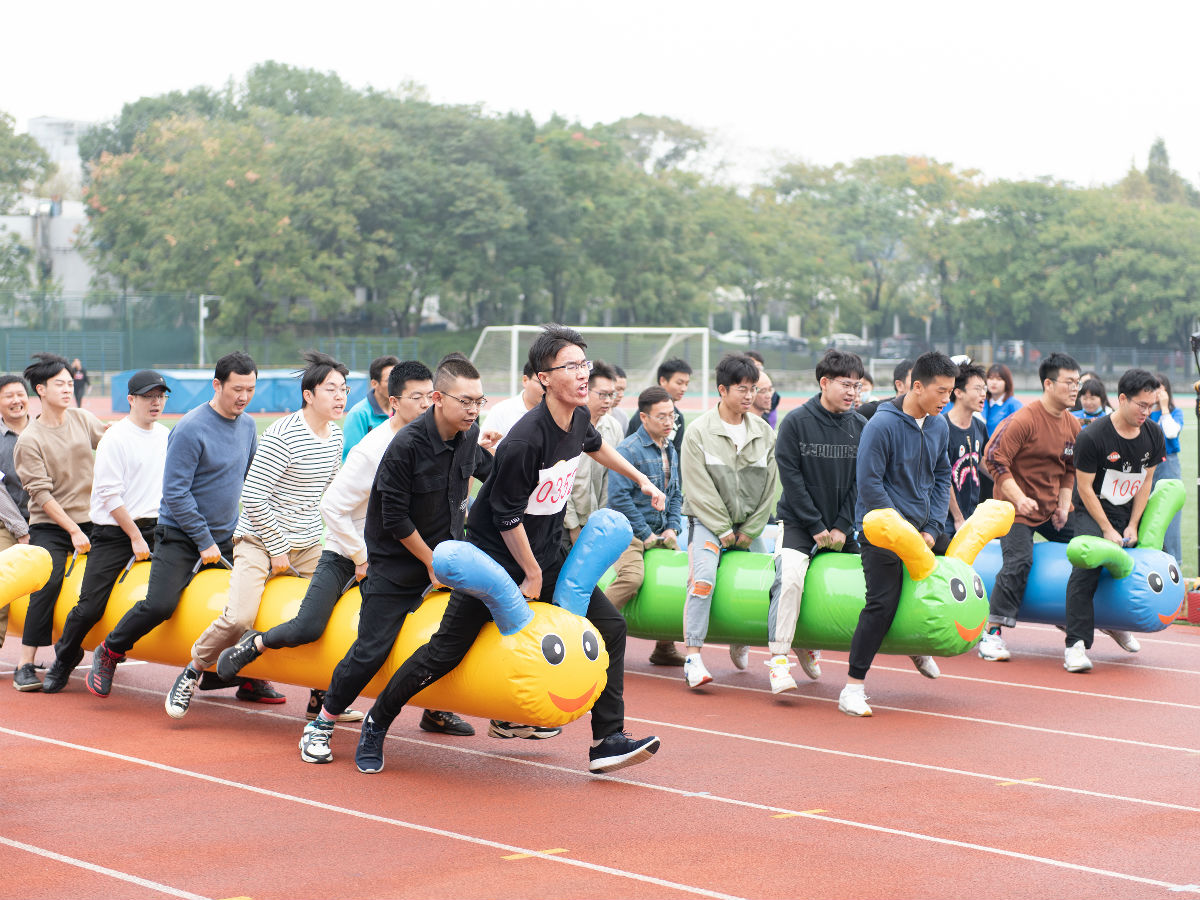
[1,330,1182,774]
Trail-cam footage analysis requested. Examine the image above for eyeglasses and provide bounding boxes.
[1055,379,1081,389]
[319,385,350,396]
[403,392,436,404]
[728,384,756,395]
[591,390,616,401]
[442,392,487,412]
[542,359,593,375]
[1130,400,1155,414]
[754,387,773,396]
[831,379,863,391]
[645,412,675,424]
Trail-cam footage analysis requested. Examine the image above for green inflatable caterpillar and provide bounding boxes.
[603,500,1016,657]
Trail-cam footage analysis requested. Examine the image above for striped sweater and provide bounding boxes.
[236,411,342,555]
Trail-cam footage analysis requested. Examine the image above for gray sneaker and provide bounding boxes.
[13,663,42,692]
[300,717,335,764]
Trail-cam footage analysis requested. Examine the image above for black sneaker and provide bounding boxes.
[13,663,42,692]
[355,713,388,774]
[42,647,85,693]
[588,732,660,774]
[165,667,200,719]
[306,689,364,723]
[419,709,476,736]
[487,719,562,740]
[197,671,240,691]
[216,630,263,681]
[235,679,285,704]
[86,640,125,697]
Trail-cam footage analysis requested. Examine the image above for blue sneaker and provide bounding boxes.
[588,732,660,774]
[355,713,388,774]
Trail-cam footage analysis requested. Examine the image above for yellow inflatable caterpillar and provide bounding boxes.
[0,510,633,728]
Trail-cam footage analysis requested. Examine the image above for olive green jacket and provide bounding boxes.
[680,406,777,539]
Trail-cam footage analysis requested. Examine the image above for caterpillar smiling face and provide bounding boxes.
[502,602,608,724]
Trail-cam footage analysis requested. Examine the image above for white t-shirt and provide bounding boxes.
[723,419,748,452]
[482,393,538,442]
[320,419,399,564]
[90,417,170,525]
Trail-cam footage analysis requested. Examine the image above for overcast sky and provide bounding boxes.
[5,0,1198,187]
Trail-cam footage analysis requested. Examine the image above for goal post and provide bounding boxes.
[470,325,711,410]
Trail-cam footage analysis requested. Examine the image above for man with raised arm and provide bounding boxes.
[353,325,664,776]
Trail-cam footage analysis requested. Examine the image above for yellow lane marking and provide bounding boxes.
[503,848,568,860]
[772,809,827,818]
[997,777,1043,786]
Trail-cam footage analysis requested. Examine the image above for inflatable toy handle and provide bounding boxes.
[862,509,936,580]
[431,541,534,636]
[945,499,1014,564]
[554,508,633,616]
[1137,479,1185,551]
[1066,535,1134,578]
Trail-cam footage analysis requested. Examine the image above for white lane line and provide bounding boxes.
[0,835,212,900]
[0,727,747,900]
[631,670,1200,753]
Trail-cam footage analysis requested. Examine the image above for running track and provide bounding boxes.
[3,623,1199,899]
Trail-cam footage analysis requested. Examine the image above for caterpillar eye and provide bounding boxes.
[1147,572,1164,594]
[950,578,967,602]
[582,630,599,661]
[541,633,565,665]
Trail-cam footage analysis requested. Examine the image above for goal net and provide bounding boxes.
[470,325,711,408]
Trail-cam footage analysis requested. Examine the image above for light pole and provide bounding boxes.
[198,294,210,368]
[1190,331,1200,581]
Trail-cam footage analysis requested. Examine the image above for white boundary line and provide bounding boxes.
[0,835,212,900]
[631,670,1200,754]
[0,727,747,900]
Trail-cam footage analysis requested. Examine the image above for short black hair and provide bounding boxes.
[910,351,959,387]
[387,360,433,397]
[1075,378,1110,412]
[214,351,257,384]
[299,351,349,407]
[1155,373,1175,411]
[368,355,401,383]
[1039,352,1080,386]
[23,353,71,391]
[637,385,671,414]
[716,353,760,391]
[529,324,586,374]
[954,361,987,398]
[0,374,29,395]
[1117,368,1160,400]
[893,358,914,388]
[613,364,627,379]
[657,357,692,383]
[744,349,765,365]
[589,360,616,386]
[434,354,481,391]
[522,360,535,379]
[815,349,865,382]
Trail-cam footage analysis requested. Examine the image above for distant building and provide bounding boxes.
[26,116,91,194]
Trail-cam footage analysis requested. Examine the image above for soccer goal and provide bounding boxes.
[470,325,711,408]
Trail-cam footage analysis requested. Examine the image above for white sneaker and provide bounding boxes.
[796,648,822,680]
[1064,640,1093,673]
[838,684,872,717]
[684,655,713,689]
[766,655,797,694]
[910,656,940,679]
[977,630,1011,661]
[729,644,750,670]
[1100,629,1141,653]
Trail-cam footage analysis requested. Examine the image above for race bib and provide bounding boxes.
[1100,468,1144,506]
[526,455,581,515]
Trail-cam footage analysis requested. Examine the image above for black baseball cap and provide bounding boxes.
[127,370,170,396]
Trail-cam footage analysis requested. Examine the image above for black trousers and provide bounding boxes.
[369,554,628,740]
[24,521,93,648]
[262,550,355,649]
[989,517,1074,627]
[1064,511,1106,648]
[104,525,233,656]
[847,532,952,680]
[56,521,156,659]
[322,571,426,716]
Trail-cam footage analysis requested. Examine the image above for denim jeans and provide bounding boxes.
[683,518,766,648]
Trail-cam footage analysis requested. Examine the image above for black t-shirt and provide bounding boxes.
[468,400,602,572]
[944,415,989,532]
[1072,414,1165,531]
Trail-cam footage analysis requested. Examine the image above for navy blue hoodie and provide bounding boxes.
[854,396,951,537]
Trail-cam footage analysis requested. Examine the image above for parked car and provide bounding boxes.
[824,333,872,354]
[718,330,808,351]
[879,334,926,358]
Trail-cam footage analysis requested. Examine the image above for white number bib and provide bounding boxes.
[526,455,582,515]
[1100,468,1144,506]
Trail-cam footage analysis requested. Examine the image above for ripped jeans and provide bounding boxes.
[683,518,767,647]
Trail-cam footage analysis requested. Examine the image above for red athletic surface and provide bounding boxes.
[3,622,1199,900]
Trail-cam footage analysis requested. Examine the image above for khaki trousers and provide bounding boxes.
[605,536,645,610]
[190,535,321,670]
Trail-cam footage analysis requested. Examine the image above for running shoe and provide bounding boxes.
[588,732,660,774]
[86,641,125,698]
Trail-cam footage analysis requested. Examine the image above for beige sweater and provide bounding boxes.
[14,408,107,525]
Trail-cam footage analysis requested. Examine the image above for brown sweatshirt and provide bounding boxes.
[14,408,107,526]
[983,399,1081,526]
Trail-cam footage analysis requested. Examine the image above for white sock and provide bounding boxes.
[842,683,865,694]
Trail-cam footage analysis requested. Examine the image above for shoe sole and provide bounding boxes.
[308,710,366,723]
[85,678,111,698]
[1064,663,1093,673]
[356,760,384,774]
[685,674,713,689]
[13,681,42,692]
[299,739,333,764]
[488,726,561,739]
[838,703,873,717]
[978,652,1011,661]
[420,720,475,736]
[589,738,660,774]
[770,678,797,694]
[236,693,286,704]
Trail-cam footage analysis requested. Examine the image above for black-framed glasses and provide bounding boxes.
[442,392,487,412]
[542,359,593,375]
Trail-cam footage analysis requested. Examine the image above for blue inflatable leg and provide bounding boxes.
[554,508,633,616]
[431,541,533,636]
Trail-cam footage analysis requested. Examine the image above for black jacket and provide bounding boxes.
[775,395,866,552]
